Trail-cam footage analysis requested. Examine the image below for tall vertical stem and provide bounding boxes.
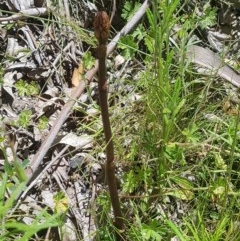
[94,11,124,236]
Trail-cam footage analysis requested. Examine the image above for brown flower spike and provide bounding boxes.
[94,11,110,44]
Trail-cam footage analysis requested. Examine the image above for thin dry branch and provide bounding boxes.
[0,8,48,24]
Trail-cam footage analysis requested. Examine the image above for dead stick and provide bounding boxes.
[26,0,149,183]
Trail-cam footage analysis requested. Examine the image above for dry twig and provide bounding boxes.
[0,8,48,24]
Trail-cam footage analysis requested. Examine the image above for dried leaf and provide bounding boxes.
[223,100,239,115]
[71,62,83,87]
[59,133,93,148]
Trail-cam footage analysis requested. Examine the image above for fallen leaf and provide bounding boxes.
[71,62,83,87]
[59,133,93,148]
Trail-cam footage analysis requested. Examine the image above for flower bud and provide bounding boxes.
[94,11,110,44]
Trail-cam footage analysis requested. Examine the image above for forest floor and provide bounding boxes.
[1,0,240,240]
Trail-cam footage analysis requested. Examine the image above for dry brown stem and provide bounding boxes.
[94,11,124,238]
